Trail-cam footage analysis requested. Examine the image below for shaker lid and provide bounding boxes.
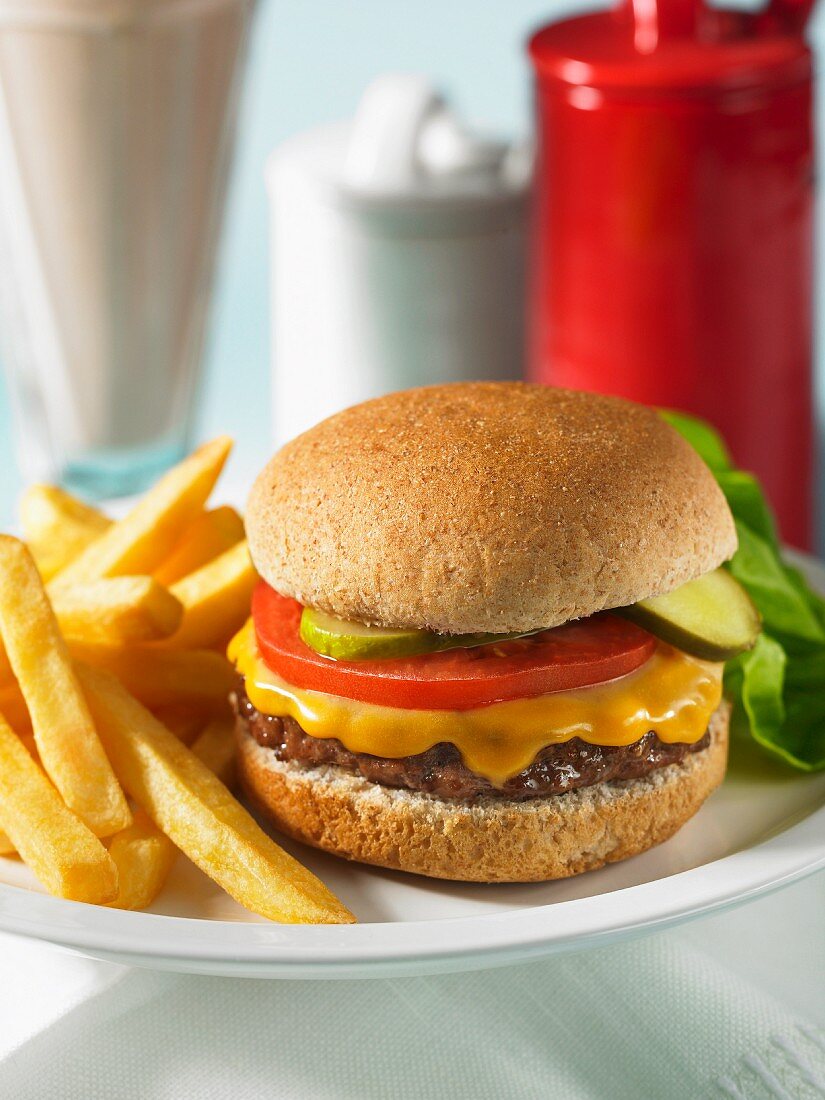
[529,2,810,93]
[266,74,528,232]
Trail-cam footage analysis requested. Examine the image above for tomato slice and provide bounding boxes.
[251,584,657,710]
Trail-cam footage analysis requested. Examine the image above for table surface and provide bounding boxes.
[0,872,821,1099]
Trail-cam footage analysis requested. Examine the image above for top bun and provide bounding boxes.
[246,383,737,634]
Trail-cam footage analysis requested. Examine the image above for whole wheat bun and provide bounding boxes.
[247,383,737,634]
[237,704,729,884]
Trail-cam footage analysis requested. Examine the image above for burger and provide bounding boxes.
[229,383,759,883]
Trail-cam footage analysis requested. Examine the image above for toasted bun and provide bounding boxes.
[247,384,736,634]
[237,704,729,883]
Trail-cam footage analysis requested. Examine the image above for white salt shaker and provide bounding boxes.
[266,73,529,445]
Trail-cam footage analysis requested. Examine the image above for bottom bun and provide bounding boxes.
[236,703,729,883]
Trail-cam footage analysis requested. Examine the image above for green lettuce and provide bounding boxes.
[662,410,825,771]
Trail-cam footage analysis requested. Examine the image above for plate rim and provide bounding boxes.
[0,801,821,975]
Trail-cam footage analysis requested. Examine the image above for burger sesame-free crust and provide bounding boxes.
[246,383,737,635]
[236,703,729,883]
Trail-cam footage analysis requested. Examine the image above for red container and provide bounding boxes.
[528,0,815,548]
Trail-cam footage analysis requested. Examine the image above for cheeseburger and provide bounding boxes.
[230,383,759,882]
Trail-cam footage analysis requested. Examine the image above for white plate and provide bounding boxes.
[0,555,821,979]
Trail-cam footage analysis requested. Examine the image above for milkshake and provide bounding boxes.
[0,0,254,494]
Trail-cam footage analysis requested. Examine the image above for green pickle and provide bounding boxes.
[301,567,760,664]
[300,609,437,660]
[616,567,761,661]
[300,607,526,661]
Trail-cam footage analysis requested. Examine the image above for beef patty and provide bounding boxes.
[233,683,711,802]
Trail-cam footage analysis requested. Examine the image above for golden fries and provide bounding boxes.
[72,644,235,713]
[154,506,244,585]
[0,681,30,731]
[79,666,354,924]
[191,715,237,786]
[152,706,204,746]
[105,715,237,910]
[0,709,118,902]
[105,810,178,911]
[165,541,256,650]
[0,733,34,855]
[0,437,353,923]
[20,485,110,581]
[53,577,183,646]
[0,733,39,855]
[0,577,185,685]
[50,436,232,592]
[0,537,131,837]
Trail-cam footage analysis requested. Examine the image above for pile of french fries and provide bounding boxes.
[0,439,353,925]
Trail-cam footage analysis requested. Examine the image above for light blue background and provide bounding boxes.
[0,0,822,542]
[200,0,557,482]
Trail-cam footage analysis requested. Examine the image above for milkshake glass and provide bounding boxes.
[0,0,254,495]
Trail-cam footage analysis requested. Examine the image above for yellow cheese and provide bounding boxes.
[230,620,723,787]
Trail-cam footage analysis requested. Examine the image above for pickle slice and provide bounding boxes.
[618,568,761,661]
[300,607,526,661]
[300,608,439,660]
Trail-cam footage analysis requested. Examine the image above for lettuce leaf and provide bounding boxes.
[659,409,733,473]
[728,522,825,649]
[663,410,825,771]
[725,636,785,754]
[716,471,779,550]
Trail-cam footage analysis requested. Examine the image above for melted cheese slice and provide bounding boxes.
[230,620,723,787]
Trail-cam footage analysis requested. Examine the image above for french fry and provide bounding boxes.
[105,810,178,911]
[0,732,38,856]
[49,436,232,593]
[165,541,257,650]
[53,577,183,646]
[0,709,118,902]
[191,715,237,787]
[79,666,354,924]
[152,706,204,746]
[20,485,110,581]
[0,537,131,837]
[0,681,30,732]
[72,644,235,713]
[154,506,244,585]
[105,716,237,910]
[0,577,185,686]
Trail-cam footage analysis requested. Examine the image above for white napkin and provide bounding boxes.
[0,872,822,1100]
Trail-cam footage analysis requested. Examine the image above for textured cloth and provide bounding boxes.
[0,873,822,1100]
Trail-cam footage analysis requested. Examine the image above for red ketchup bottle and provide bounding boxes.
[528,0,815,548]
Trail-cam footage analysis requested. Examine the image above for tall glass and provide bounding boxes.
[0,0,254,497]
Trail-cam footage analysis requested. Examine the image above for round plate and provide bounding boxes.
[0,554,821,979]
